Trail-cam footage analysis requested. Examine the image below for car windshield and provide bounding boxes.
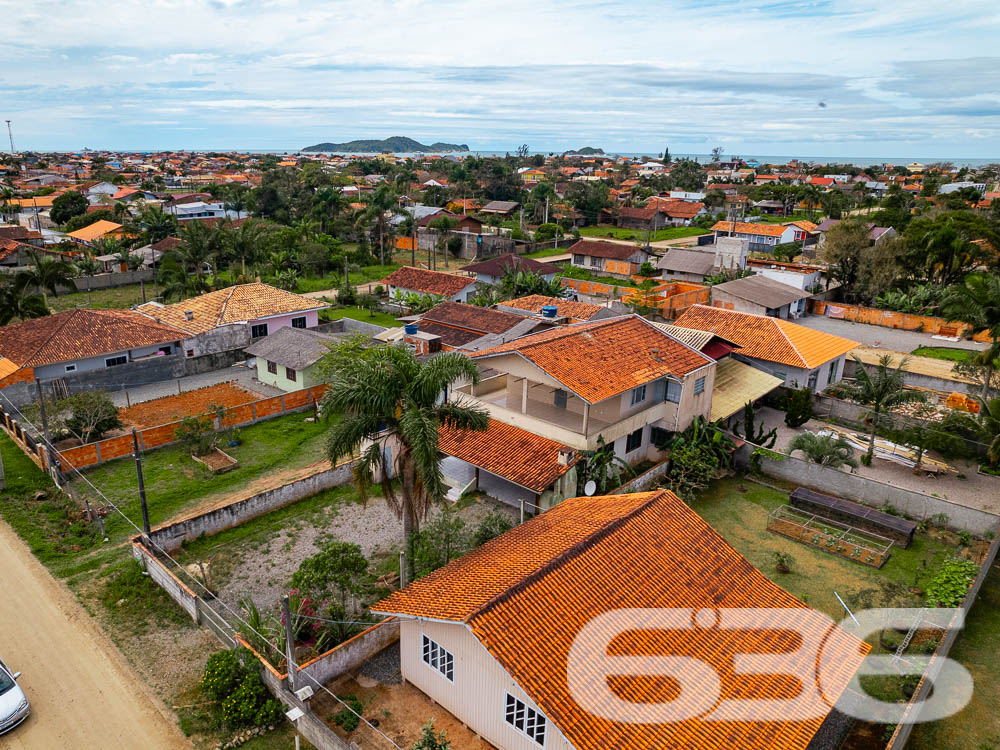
[0,669,13,695]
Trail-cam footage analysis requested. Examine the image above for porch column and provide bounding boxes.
[521,378,528,414]
[469,381,476,397]
[582,402,590,435]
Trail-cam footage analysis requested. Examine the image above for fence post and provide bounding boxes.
[280,394,286,414]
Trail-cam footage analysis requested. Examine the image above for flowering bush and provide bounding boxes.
[201,649,246,702]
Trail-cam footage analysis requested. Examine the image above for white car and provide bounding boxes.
[0,657,29,735]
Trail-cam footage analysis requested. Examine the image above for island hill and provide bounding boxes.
[301,136,469,153]
[564,146,605,155]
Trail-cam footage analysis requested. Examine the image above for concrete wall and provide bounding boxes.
[184,324,249,357]
[736,446,1000,535]
[183,348,248,376]
[132,541,199,622]
[148,460,355,552]
[844,357,975,396]
[298,619,400,687]
[40,352,185,394]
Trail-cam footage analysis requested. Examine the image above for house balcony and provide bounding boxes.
[454,373,674,451]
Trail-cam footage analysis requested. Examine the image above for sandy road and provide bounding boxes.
[0,520,190,750]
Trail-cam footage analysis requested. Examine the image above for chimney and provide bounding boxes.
[184,310,194,321]
[650,348,661,362]
[557,446,575,466]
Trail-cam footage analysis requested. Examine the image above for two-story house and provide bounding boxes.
[455,315,716,462]
[373,488,866,750]
[567,239,650,278]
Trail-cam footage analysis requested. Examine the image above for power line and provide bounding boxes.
[0,390,403,750]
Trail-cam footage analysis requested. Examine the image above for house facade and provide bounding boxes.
[709,274,811,319]
[457,315,716,461]
[381,267,478,304]
[567,239,649,278]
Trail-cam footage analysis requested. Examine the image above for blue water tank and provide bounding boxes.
[540,305,558,318]
[404,324,419,335]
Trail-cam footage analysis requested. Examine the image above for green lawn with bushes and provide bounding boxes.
[911,346,974,364]
[577,225,709,241]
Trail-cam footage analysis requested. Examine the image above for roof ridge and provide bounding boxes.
[216,285,238,326]
[773,318,807,367]
[467,491,667,624]
[23,309,81,367]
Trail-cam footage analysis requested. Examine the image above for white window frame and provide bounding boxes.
[504,693,547,746]
[630,384,647,406]
[64,363,77,373]
[421,634,454,682]
[105,355,127,368]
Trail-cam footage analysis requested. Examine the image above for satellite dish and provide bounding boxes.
[584,480,597,496]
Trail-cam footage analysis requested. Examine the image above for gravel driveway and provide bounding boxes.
[796,315,989,352]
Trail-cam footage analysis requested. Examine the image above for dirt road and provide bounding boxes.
[0,521,190,750]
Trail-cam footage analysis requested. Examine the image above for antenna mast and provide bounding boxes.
[4,121,14,154]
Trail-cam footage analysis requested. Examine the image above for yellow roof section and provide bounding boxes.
[0,356,20,380]
[709,358,783,421]
[67,220,122,243]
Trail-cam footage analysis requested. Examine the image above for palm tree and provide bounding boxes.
[322,345,489,579]
[16,248,76,310]
[222,218,265,277]
[799,185,822,219]
[788,431,859,470]
[311,187,350,234]
[356,184,403,265]
[176,222,218,282]
[940,273,1000,400]
[138,204,177,244]
[0,276,49,324]
[834,354,927,465]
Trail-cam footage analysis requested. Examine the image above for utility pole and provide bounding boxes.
[281,595,297,690]
[399,550,407,589]
[34,379,56,480]
[4,120,13,155]
[132,428,151,541]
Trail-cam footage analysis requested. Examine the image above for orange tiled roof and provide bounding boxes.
[381,267,475,298]
[472,315,712,402]
[674,305,857,369]
[438,419,577,492]
[0,309,185,367]
[135,282,327,335]
[504,294,606,321]
[710,220,789,237]
[787,220,819,232]
[66,219,123,243]
[421,301,527,335]
[374,490,867,750]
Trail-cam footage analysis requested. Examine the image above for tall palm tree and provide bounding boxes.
[138,204,177,244]
[356,183,403,265]
[322,345,489,579]
[940,272,1000,400]
[788,431,858,470]
[310,187,350,234]
[835,354,927,465]
[16,248,76,310]
[176,221,218,282]
[0,276,49,324]
[222,218,265,277]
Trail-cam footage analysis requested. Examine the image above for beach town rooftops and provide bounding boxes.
[373,489,867,750]
[0,308,184,368]
[471,314,712,402]
[380,267,476,298]
[674,304,858,369]
[135,282,327,335]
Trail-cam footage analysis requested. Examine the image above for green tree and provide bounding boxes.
[50,190,89,225]
[945,397,1000,468]
[321,345,489,580]
[411,721,451,750]
[138,204,177,244]
[788,431,858,470]
[0,275,49,324]
[16,247,76,309]
[939,273,1000,400]
[291,541,369,611]
[832,354,927,465]
[784,387,814,428]
[732,401,777,447]
[576,435,633,495]
[427,215,459,269]
[567,181,611,225]
[64,209,114,233]
[356,183,403,265]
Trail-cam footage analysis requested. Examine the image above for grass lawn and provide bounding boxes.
[321,305,401,328]
[48,283,149,312]
[557,264,635,288]
[524,246,572,258]
[577,225,709,242]
[690,478,957,621]
[74,412,330,545]
[907,560,1000,750]
[750,212,818,224]
[911,346,974,364]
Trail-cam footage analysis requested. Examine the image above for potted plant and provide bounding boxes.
[771,551,794,574]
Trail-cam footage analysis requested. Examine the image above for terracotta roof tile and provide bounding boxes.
[710,220,789,237]
[674,305,857,369]
[0,309,185,367]
[135,282,326,334]
[380,267,475,298]
[459,254,555,278]
[472,315,712,402]
[438,419,577,492]
[420,301,527,335]
[374,490,867,750]
[566,238,639,260]
[502,294,607,321]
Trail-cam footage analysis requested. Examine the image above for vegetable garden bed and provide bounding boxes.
[192,448,239,474]
[767,505,894,568]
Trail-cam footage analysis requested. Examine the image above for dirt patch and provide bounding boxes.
[119,382,262,429]
[192,448,239,473]
[318,676,492,749]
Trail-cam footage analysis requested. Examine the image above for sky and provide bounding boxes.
[2,0,1000,159]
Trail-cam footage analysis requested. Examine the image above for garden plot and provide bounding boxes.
[118,381,264,429]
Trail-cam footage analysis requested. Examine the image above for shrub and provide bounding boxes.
[202,650,247,703]
[174,415,218,456]
[411,721,451,750]
[473,510,514,547]
[784,387,813,428]
[333,695,364,732]
[221,673,270,727]
[924,557,978,607]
